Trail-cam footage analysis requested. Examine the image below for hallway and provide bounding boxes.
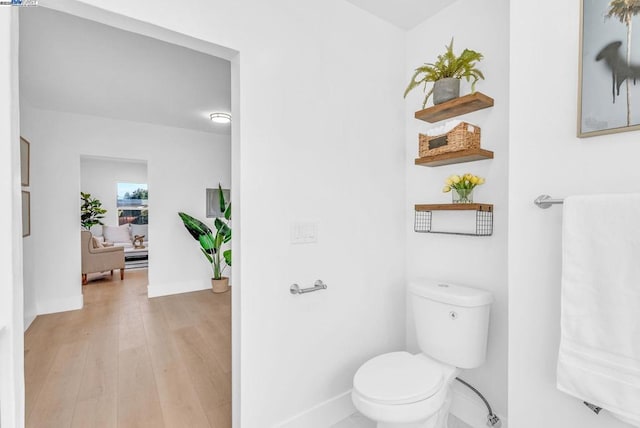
[24,270,231,427]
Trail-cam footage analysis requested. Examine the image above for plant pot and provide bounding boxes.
[211,277,230,293]
[433,78,461,105]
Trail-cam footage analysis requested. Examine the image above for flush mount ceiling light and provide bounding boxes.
[210,112,232,124]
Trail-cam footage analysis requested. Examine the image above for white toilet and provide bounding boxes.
[351,280,493,428]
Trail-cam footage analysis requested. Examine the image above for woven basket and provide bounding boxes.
[418,122,481,157]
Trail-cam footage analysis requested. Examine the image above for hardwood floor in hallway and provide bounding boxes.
[24,269,231,428]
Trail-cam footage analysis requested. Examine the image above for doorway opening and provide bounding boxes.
[81,156,149,284]
[19,5,238,427]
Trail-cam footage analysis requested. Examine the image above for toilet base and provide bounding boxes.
[375,407,450,428]
[355,387,453,428]
[377,421,435,428]
[376,415,441,428]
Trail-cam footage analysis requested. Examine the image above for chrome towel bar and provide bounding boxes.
[290,280,327,295]
[534,194,564,209]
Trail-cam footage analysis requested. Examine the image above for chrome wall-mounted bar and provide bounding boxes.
[534,194,564,209]
[290,280,327,295]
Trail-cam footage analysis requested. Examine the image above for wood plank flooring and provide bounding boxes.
[24,270,231,428]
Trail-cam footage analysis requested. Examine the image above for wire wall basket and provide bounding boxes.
[414,205,493,237]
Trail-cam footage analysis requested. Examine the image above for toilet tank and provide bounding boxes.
[410,280,493,369]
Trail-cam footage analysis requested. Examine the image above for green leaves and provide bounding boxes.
[218,183,227,216]
[178,212,213,241]
[214,218,230,238]
[404,38,485,108]
[217,184,231,221]
[200,248,214,263]
[456,48,484,93]
[178,184,232,280]
[80,192,107,230]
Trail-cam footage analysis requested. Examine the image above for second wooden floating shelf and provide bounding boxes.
[414,92,494,123]
[415,203,493,212]
[415,148,494,167]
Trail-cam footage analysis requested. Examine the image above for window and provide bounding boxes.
[117,183,148,225]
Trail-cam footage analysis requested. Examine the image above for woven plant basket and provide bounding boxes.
[418,122,481,158]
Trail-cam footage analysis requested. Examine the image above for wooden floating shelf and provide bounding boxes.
[415,203,493,212]
[415,148,494,167]
[414,92,494,123]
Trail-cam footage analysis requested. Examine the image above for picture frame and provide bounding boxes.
[22,190,30,237]
[20,137,30,186]
[206,188,230,218]
[578,0,640,137]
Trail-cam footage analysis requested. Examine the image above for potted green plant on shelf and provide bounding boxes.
[178,185,231,293]
[404,39,484,108]
[80,192,107,230]
[442,173,485,204]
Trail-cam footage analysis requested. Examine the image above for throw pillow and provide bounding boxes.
[103,224,132,243]
[91,236,104,249]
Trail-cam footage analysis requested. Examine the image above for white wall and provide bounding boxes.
[509,1,640,427]
[20,105,231,313]
[80,156,147,229]
[0,7,25,428]
[35,1,408,426]
[405,0,509,420]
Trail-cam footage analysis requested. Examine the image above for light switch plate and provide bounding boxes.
[290,221,318,244]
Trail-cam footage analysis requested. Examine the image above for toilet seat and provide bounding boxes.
[353,352,445,405]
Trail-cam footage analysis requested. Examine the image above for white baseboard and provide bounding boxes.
[147,279,211,298]
[271,384,507,428]
[23,314,36,332]
[36,294,83,315]
[451,381,507,428]
[275,390,355,428]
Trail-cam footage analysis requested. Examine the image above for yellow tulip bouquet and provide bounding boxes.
[442,173,485,203]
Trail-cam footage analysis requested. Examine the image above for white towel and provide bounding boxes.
[557,193,640,426]
[424,120,462,136]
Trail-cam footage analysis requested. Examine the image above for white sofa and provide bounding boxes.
[92,224,149,249]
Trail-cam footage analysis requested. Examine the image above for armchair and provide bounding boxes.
[81,230,125,285]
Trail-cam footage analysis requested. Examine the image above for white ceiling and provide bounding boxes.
[344,0,456,29]
[19,7,231,134]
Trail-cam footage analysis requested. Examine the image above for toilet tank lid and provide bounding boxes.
[409,280,493,307]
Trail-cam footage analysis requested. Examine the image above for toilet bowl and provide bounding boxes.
[352,352,459,428]
[351,280,493,428]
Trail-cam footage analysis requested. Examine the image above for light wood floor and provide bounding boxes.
[24,269,231,428]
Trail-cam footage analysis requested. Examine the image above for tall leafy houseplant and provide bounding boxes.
[178,185,231,293]
[404,39,484,108]
[80,192,107,230]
